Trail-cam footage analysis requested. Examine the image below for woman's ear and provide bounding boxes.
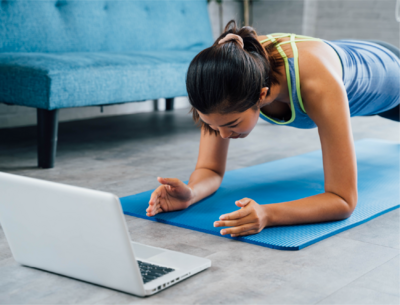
[259,87,269,103]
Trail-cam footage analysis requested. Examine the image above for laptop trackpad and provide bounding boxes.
[131,242,165,259]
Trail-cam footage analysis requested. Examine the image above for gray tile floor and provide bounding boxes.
[0,108,399,304]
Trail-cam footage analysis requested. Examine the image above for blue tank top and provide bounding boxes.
[258,34,400,129]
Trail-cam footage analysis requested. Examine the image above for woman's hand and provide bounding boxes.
[213,198,268,237]
[146,177,195,217]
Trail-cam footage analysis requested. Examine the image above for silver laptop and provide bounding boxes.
[0,172,211,297]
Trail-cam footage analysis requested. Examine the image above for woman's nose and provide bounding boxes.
[219,128,231,139]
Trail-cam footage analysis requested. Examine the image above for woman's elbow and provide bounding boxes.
[329,189,358,219]
[341,190,358,219]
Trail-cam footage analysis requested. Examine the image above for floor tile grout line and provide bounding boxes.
[336,235,400,251]
[313,254,400,304]
[359,270,400,298]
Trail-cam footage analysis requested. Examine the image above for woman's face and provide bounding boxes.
[197,106,261,139]
[196,87,270,139]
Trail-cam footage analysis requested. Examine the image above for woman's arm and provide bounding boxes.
[266,44,358,225]
[216,44,358,235]
[146,128,229,216]
[187,128,230,205]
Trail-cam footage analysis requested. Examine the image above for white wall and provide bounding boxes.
[305,0,399,47]
[253,0,399,47]
[208,0,244,39]
[0,1,236,129]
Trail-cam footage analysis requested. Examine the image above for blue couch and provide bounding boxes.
[0,0,213,168]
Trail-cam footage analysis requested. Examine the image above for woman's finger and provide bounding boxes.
[157,177,181,187]
[155,207,163,214]
[148,192,160,205]
[151,207,163,216]
[151,199,160,213]
[231,229,260,237]
[146,204,163,217]
[219,205,251,221]
[235,198,252,207]
[146,208,154,216]
[150,205,157,215]
[220,223,257,235]
[146,199,157,212]
[214,215,253,228]
[146,209,156,216]
[146,199,159,215]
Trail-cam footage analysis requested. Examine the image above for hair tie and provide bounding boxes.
[218,33,244,49]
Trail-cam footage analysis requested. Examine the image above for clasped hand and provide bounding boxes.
[214,198,268,237]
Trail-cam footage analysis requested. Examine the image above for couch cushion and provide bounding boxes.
[0,50,200,109]
[0,0,213,53]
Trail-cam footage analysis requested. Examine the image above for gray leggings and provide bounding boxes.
[365,40,399,122]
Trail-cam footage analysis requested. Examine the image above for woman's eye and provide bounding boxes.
[229,124,239,128]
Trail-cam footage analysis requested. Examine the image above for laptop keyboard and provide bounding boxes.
[137,260,175,284]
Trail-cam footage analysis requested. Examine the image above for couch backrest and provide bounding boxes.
[0,0,214,53]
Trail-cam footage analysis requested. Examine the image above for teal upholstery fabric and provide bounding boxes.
[0,50,201,109]
[0,0,213,109]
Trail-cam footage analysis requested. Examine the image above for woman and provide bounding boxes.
[146,20,400,237]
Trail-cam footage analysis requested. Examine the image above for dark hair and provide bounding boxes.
[186,19,284,135]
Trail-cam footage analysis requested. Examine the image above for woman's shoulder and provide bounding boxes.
[257,34,290,45]
[256,33,341,81]
[257,35,268,43]
[297,40,342,80]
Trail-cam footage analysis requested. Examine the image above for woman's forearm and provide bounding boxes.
[265,192,355,227]
[187,168,223,206]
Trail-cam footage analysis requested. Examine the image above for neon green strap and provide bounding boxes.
[259,33,322,119]
[259,34,289,44]
[259,33,321,45]
[259,35,296,124]
[259,33,343,120]
[290,34,307,113]
[278,38,322,46]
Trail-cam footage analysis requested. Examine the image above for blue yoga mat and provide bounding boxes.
[121,139,399,250]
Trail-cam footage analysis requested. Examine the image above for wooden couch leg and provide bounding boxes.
[37,109,59,169]
[166,98,174,111]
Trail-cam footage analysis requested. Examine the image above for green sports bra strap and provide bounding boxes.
[260,33,319,114]
[259,33,290,45]
[266,34,288,59]
[259,33,322,46]
[290,34,307,113]
[277,38,322,46]
[261,35,297,125]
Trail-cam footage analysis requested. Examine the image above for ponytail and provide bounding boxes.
[186,19,284,135]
